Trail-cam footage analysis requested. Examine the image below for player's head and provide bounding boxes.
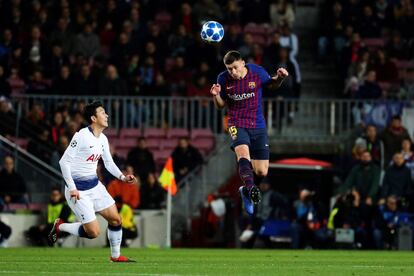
[223,50,247,80]
[84,101,108,128]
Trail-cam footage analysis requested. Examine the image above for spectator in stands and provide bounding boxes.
[75,64,97,95]
[22,25,47,75]
[25,187,73,246]
[127,137,155,182]
[328,190,368,248]
[49,111,66,145]
[273,47,297,99]
[337,151,380,206]
[107,165,140,209]
[0,65,11,98]
[269,0,295,28]
[110,31,135,72]
[167,56,191,96]
[279,24,301,96]
[221,24,243,55]
[346,50,371,91]
[0,219,12,248]
[192,0,223,24]
[398,68,414,100]
[354,125,384,167]
[140,173,166,209]
[49,18,76,57]
[45,44,70,79]
[263,31,281,72]
[401,138,414,180]
[27,129,53,163]
[372,195,400,249]
[224,0,241,24]
[379,153,412,206]
[240,180,290,248]
[75,23,101,58]
[173,3,197,34]
[380,115,411,166]
[385,30,409,60]
[238,33,254,58]
[359,5,380,38]
[172,137,203,182]
[99,64,128,95]
[27,70,50,94]
[291,189,329,249]
[374,49,398,83]
[0,29,15,67]
[113,196,138,247]
[7,66,26,97]
[101,144,126,185]
[51,65,75,94]
[50,135,69,171]
[168,24,193,57]
[317,1,346,64]
[0,156,27,205]
[356,70,383,99]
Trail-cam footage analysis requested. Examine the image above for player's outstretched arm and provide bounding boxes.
[210,84,225,109]
[271,68,289,88]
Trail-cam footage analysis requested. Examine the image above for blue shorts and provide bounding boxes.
[228,127,269,160]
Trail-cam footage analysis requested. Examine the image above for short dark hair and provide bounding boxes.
[391,115,401,121]
[223,50,243,65]
[84,101,103,124]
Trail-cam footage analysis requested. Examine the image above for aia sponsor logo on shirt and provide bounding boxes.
[86,154,102,162]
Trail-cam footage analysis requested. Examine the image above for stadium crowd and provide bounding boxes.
[1,0,414,250]
[318,0,414,100]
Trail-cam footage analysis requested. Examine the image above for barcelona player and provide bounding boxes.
[210,50,288,215]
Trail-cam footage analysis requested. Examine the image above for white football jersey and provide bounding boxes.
[59,126,122,191]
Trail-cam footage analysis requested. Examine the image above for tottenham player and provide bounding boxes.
[211,50,288,215]
[49,101,135,262]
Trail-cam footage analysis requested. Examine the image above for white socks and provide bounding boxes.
[59,222,83,236]
[107,224,122,258]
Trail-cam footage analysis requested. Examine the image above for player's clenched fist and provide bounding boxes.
[276,68,289,78]
[210,84,221,96]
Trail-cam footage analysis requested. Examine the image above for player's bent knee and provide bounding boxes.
[85,227,100,238]
[255,168,268,177]
[109,216,122,227]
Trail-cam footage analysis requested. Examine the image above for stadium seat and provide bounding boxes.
[153,149,172,166]
[104,128,118,138]
[119,128,141,139]
[362,38,385,49]
[160,139,177,150]
[167,128,189,138]
[13,138,29,149]
[154,11,172,31]
[192,138,215,152]
[378,82,392,92]
[116,138,136,150]
[145,138,161,151]
[143,128,167,138]
[115,148,129,159]
[190,128,214,140]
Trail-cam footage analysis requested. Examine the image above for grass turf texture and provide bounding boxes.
[0,248,414,275]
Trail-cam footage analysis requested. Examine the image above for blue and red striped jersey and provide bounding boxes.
[218,63,271,129]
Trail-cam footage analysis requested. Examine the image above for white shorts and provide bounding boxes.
[65,182,115,224]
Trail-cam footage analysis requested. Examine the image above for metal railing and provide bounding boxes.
[0,135,64,203]
[9,95,408,142]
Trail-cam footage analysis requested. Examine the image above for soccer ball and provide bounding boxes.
[200,21,224,43]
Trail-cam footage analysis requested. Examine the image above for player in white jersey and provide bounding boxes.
[48,101,135,262]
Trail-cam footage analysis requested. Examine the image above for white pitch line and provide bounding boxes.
[0,272,180,276]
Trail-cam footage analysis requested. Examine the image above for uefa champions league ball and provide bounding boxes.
[200,21,224,43]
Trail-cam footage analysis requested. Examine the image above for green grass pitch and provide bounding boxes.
[0,248,414,275]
